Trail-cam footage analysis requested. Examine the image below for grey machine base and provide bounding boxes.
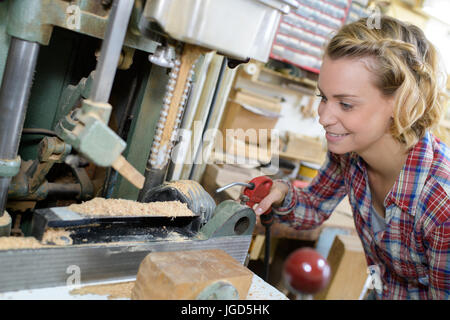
[0,235,252,293]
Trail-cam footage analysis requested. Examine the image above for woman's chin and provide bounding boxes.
[326,143,353,155]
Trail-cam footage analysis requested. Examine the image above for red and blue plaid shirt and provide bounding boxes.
[275,131,449,299]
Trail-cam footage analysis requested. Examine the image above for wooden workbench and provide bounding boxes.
[0,274,288,300]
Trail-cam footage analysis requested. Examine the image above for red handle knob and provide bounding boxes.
[243,176,273,215]
[283,248,331,294]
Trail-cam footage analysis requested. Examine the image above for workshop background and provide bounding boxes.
[0,0,448,300]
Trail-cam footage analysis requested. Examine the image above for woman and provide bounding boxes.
[254,16,449,299]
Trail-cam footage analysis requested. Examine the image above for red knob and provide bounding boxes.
[283,248,331,294]
[243,176,273,215]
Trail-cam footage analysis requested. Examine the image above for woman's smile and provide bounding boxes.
[325,131,351,142]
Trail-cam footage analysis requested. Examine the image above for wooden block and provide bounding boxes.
[315,234,368,300]
[279,132,326,164]
[219,89,281,143]
[217,136,273,164]
[112,155,145,189]
[248,234,278,263]
[234,89,282,114]
[131,249,254,300]
[249,235,266,260]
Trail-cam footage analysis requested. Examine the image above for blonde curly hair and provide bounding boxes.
[326,16,447,149]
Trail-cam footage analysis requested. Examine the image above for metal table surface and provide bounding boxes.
[0,274,288,300]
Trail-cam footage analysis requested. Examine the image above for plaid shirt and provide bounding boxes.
[275,131,449,299]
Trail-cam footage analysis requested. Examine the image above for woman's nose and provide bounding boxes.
[318,103,337,127]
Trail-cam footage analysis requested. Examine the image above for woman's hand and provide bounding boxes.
[253,180,289,216]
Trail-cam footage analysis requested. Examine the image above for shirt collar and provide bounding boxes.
[349,132,435,215]
[385,131,434,214]
[349,151,365,172]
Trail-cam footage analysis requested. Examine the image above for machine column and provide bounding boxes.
[0,37,40,217]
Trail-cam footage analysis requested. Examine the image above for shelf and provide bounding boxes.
[260,67,317,89]
[280,21,328,40]
[244,73,317,96]
[277,31,324,50]
[270,0,352,73]
[322,0,349,10]
[296,1,346,22]
[291,11,341,31]
[273,41,322,60]
[269,53,320,74]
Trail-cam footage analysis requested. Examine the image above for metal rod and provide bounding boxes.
[21,128,57,137]
[0,37,40,215]
[47,183,81,199]
[89,0,134,103]
[215,182,254,193]
[263,224,271,282]
[138,164,169,202]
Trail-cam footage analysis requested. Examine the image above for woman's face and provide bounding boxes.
[317,55,395,156]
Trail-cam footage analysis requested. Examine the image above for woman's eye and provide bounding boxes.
[316,94,327,102]
[340,102,353,110]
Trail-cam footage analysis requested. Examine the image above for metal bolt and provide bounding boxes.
[101,0,113,9]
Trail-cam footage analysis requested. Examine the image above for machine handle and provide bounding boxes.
[215,182,253,194]
[215,176,274,216]
[243,176,273,215]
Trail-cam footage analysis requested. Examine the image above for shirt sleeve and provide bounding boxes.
[273,152,349,230]
[425,218,450,299]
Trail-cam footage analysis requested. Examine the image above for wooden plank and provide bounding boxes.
[249,234,266,261]
[315,234,368,300]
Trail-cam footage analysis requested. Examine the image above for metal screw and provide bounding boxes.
[101,0,113,9]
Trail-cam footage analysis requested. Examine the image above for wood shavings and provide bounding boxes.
[246,275,289,300]
[167,181,192,199]
[70,281,135,300]
[41,228,73,246]
[164,231,188,242]
[68,197,195,217]
[0,237,45,250]
[0,229,73,250]
[0,212,11,225]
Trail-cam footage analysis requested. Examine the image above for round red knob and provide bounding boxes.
[283,248,331,294]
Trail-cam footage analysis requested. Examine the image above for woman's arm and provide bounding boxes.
[256,152,349,230]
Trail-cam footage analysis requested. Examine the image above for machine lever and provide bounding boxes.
[215,182,254,194]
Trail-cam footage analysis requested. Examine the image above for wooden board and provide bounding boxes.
[131,249,254,300]
[315,234,368,300]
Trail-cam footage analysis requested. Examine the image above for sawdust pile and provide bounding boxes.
[0,212,11,225]
[167,181,192,199]
[0,231,73,250]
[70,281,135,300]
[68,197,195,217]
[165,231,188,242]
[41,228,73,246]
[0,237,45,250]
